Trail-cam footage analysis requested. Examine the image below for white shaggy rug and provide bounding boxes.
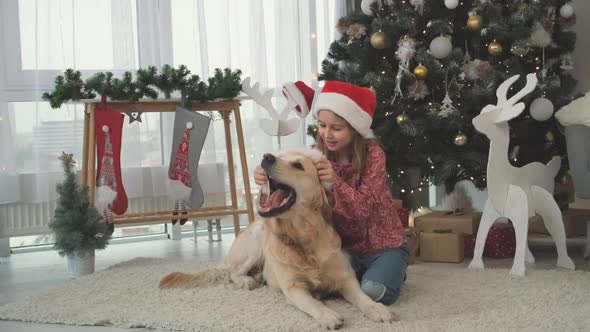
[1,257,589,331]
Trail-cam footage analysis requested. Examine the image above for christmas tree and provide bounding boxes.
[316,0,577,205]
[49,152,112,256]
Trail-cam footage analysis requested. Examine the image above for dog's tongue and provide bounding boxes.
[268,189,289,208]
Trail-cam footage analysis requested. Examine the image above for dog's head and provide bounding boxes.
[257,149,332,219]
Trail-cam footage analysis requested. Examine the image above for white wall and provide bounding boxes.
[567,0,590,209]
[572,0,590,93]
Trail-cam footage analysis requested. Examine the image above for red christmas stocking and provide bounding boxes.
[95,109,128,216]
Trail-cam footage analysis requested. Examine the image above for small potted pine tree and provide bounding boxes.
[49,152,113,278]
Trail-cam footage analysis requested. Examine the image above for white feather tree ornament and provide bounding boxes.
[463,59,491,81]
[410,0,425,15]
[530,22,552,47]
[408,80,430,100]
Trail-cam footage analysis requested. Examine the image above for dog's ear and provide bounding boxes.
[308,185,332,220]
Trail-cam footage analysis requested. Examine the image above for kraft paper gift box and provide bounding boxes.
[419,230,464,263]
[414,210,482,235]
[528,208,589,238]
[392,199,403,209]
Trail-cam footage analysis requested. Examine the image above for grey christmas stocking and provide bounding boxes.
[168,106,211,225]
[565,125,590,198]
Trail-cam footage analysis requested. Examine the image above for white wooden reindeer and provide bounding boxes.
[241,77,301,149]
[468,73,575,276]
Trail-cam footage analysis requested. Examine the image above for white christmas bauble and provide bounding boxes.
[445,0,459,9]
[102,125,110,133]
[530,97,554,121]
[361,0,377,16]
[559,3,574,18]
[430,36,452,59]
[186,121,193,129]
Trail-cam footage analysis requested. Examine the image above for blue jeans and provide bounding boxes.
[348,244,409,305]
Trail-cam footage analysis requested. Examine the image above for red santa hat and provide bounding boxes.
[311,81,376,137]
[282,81,315,118]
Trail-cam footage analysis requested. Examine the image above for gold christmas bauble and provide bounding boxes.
[370,31,388,49]
[467,15,483,31]
[488,40,503,56]
[396,113,409,125]
[454,133,467,146]
[413,65,428,80]
[517,2,528,11]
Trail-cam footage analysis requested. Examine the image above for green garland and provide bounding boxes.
[42,65,242,108]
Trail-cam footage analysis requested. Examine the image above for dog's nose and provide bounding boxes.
[261,153,276,169]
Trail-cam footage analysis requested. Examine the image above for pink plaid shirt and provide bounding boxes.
[331,143,406,257]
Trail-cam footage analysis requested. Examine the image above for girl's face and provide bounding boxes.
[317,110,354,153]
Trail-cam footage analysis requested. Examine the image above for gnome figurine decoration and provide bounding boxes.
[241,78,314,148]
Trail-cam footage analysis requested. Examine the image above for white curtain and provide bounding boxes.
[0,0,341,206]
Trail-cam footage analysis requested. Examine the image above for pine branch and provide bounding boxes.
[42,66,243,108]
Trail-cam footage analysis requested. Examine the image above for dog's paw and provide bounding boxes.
[234,276,260,290]
[317,308,344,330]
[362,302,398,323]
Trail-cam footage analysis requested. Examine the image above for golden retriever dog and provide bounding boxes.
[159,149,396,329]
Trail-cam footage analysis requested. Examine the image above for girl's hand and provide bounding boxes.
[254,165,268,186]
[315,159,334,184]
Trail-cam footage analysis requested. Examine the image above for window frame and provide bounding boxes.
[1,0,173,102]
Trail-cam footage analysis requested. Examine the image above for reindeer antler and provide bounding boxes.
[241,77,279,119]
[494,73,538,123]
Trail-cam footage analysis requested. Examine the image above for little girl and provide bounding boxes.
[255,81,407,305]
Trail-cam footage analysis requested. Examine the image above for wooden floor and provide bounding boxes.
[0,234,587,332]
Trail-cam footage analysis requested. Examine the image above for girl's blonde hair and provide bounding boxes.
[315,115,379,174]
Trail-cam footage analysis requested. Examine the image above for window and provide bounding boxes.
[1,0,341,247]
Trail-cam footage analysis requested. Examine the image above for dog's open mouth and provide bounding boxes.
[258,175,297,218]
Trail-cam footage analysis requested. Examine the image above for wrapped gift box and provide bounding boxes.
[528,208,590,237]
[414,210,482,235]
[464,234,475,258]
[397,208,410,228]
[483,223,516,259]
[393,199,403,209]
[419,230,464,263]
